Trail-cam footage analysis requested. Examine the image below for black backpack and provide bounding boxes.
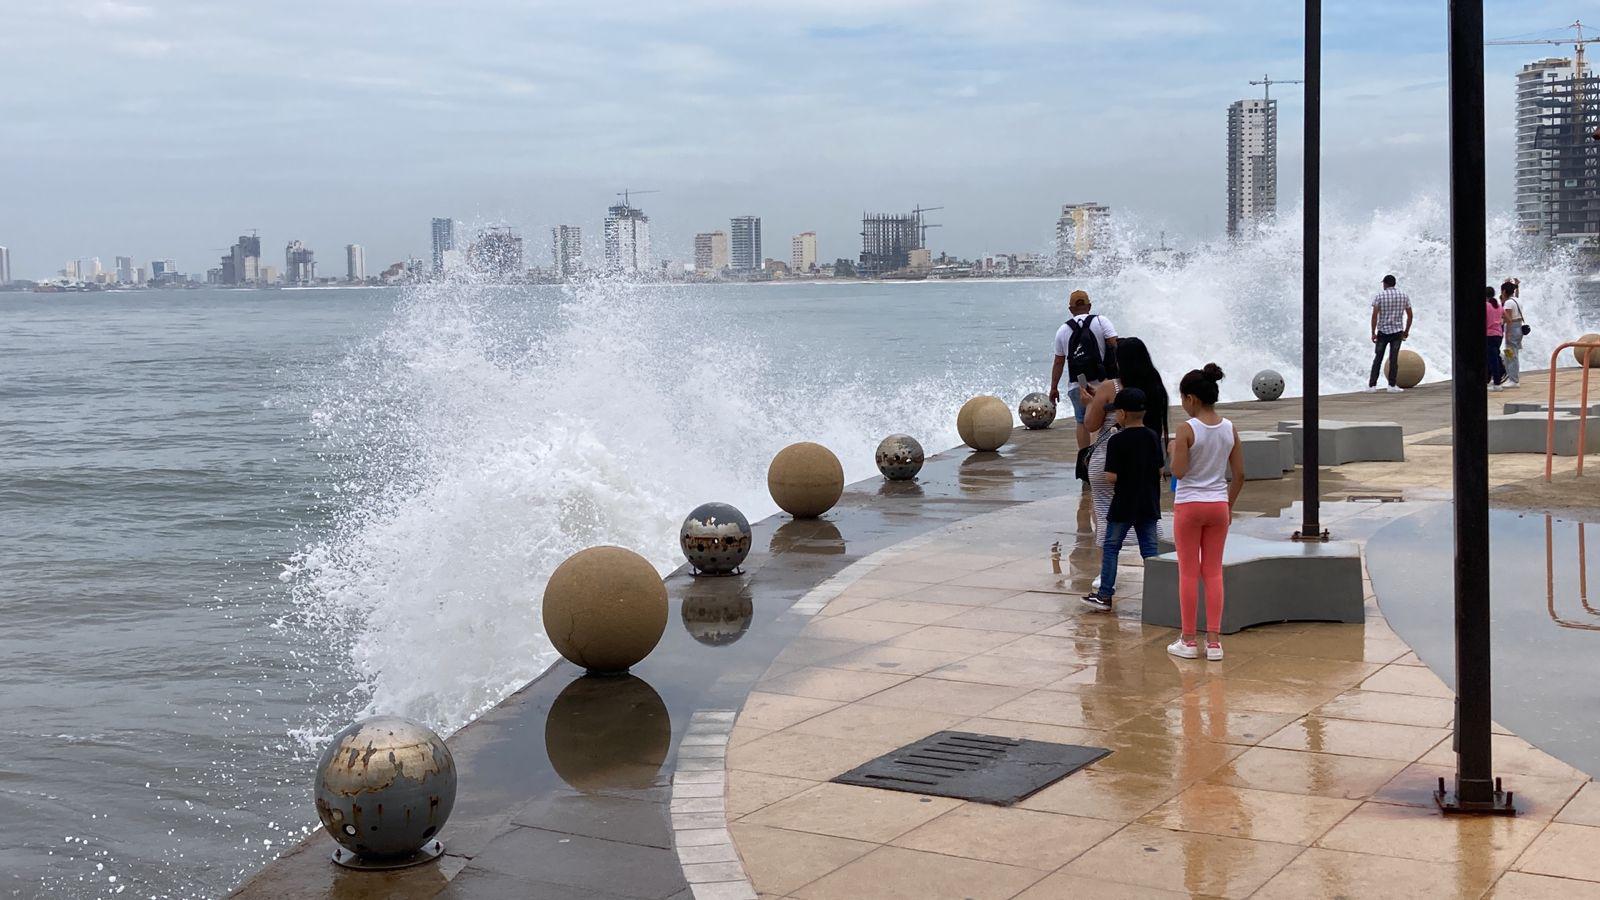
[1066,315,1107,382]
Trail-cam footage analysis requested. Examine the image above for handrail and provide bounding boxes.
[1544,342,1600,482]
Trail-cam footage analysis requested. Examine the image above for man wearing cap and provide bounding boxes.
[1049,289,1119,437]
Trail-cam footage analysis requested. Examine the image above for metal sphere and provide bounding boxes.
[679,502,752,575]
[1018,392,1057,429]
[314,716,456,867]
[682,594,755,645]
[1252,370,1285,402]
[875,434,924,481]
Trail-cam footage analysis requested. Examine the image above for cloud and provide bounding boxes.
[77,1,155,22]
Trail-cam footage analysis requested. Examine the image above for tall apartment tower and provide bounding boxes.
[1227,98,1278,238]
[0,246,10,284]
[1515,57,1600,241]
[859,212,922,278]
[694,231,729,273]
[604,204,651,273]
[285,240,316,285]
[730,216,762,271]
[431,217,456,275]
[1054,203,1112,271]
[791,232,817,273]
[551,225,583,278]
[115,256,134,283]
[225,234,261,285]
[346,244,366,282]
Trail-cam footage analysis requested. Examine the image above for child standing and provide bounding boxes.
[1167,364,1244,660]
[1082,388,1164,611]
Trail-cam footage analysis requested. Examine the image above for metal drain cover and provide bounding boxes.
[832,731,1109,806]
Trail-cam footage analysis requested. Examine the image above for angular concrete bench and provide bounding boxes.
[1141,534,1364,634]
[1239,431,1296,480]
[1503,400,1600,417]
[1277,419,1405,465]
[1488,411,1600,456]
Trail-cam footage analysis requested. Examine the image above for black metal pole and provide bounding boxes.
[1440,0,1511,815]
[1298,0,1324,542]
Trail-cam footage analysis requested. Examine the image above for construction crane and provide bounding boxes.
[615,189,660,209]
[911,204,943,247]
[1487,20,1597,128]
[1248,73,1303,103]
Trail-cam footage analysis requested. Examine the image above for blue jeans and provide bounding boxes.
[1098,518,1160,598]
[1068,383,1087,423]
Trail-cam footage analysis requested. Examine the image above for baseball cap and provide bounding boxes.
[1114,387,1147,412]
[1069,289,1090,304]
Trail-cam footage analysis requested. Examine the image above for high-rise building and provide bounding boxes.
[431,217,456,275]
[469,226,524,278]
[346,243,366,282]
[285,240,316,285]
[151,259,176,277]
[730,216,762,271]
[258,265,279,285]
[1515,57,1600,242]
[115,256,134,283]
[1054,203,1111,271]
[1227,98,1279,238]
[223,233,262,285]
[693,232,729,273]
[0,246,10,284]
[791,232,817,273]
[551,225,583,278]
[604,204,651,273]
[859,212,925,278]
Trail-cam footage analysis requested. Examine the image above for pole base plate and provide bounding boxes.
[1292,529,1331,542]
[331,839,445,870]
[1434,777,1517,816]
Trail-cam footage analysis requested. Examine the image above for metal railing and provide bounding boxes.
[1544,341,1600,481]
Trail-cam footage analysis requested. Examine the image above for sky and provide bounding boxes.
[0,0,1588,278]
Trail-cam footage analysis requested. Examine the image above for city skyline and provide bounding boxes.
[1,2,1584,280]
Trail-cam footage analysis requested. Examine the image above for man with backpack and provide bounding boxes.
[1049,289,1119,435]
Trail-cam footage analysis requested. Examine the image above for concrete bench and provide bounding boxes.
[1239,431,1295,480]
[1277,419,1405,465]
[1488,411,1600,456]
[1141,534,1364,634]
[1503,400,1600,417]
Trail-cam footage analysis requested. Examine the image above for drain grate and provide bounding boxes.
[831,731,1110,806]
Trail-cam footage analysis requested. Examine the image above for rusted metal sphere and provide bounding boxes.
[679,502,752,575]
[314,716,456,867]
[875,434,924,481]
[1018,392,1057,430]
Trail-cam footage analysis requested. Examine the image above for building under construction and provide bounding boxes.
[1515,57,1600,243]
[859,208,937,278]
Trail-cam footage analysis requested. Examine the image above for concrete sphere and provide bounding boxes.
[314,716,456,862]
[1251,370,1285,402]
[679,502,751,575]
[1396,349,1426,388]
[542,546,668,673]
[875,434,924,481]
[767,442,844,518]
[546,675,670,792]
[1018,392,1057,429]
[682,594,755,645]
[957,395,1013,451]
[1577,334,1600,368]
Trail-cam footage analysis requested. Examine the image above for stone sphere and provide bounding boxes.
[1577,334,1600,368]
[682,593,755,645]
[542,546,668,673]
[1018,392,1057,429]
[315,716,456,863]
[875,434,924,481]
[1396,349,1426,388]
[1251,370,1285,402]
[546,674,670,792]
[957,395,1013,451]
[679,502,751,575]
[767,442,844,518]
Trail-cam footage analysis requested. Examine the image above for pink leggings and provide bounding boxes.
[1174,502,1231,635]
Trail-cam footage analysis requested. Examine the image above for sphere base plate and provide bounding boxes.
[331,839,444,870]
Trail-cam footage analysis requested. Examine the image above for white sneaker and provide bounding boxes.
[1206,641,1225,661]
[1385,386,1404,393]
[1489,384,1503,393]
[1506,380,1520,389]
[1167,638,1199,659]
[1363,386,1381,393]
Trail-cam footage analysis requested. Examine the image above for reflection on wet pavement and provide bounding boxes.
[545,674,671,793]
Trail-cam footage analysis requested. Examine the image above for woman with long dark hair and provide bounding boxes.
[1486,285,1508,392]
[1112,338,1170,445]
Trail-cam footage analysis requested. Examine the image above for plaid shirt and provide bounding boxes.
[1371,288,1411,334]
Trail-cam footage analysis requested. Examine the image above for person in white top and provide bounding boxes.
[1166,364,1244,662]
[1500,278,1526,388]
[1048,289,1118,446]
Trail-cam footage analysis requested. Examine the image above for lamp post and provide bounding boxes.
[1296,0,1327,543]
[1438,0,1513,816]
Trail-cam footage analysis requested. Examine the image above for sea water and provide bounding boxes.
[1,197,1596,898]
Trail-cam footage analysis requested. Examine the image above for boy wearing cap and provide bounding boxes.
[1082,387,1163,612]
[1049,289,1118,435]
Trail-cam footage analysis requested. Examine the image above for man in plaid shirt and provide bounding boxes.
[1368,274,1413,392]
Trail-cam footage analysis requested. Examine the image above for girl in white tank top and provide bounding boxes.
[1168,364,1244,662]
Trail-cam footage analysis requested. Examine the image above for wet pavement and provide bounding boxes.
[237,371,1600,900]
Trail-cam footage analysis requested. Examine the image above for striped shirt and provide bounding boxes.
[1371,288,1411,334]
